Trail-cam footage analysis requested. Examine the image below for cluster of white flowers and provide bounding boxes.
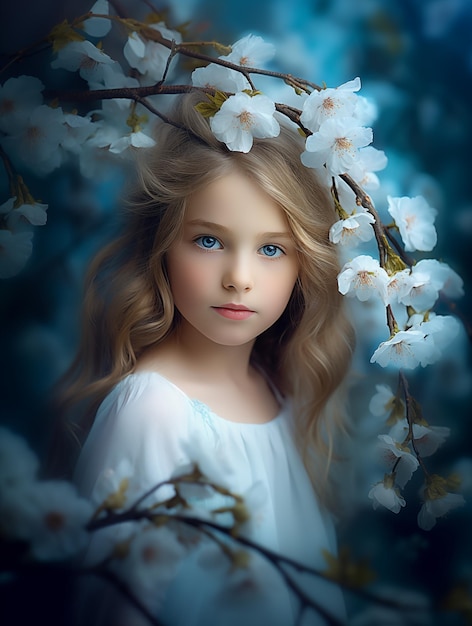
[0,426,93,560]
[191,34,280,152]
[0,0,186,275]
[338,240,463,370]
[367,384,465,529]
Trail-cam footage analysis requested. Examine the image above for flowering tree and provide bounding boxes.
[1,0,470,624]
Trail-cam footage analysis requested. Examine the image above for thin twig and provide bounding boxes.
[339,173,387,266]
[383,226,415,267]
[399,371,429,475]
[134,96,188,130]
[86,505,430,614]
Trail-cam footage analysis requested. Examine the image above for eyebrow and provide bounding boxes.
[186,219,293,240]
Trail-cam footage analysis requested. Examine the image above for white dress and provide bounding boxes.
[73,371,346,626]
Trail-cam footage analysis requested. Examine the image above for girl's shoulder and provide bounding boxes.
[96,371,195,433]
[75,372,201,498]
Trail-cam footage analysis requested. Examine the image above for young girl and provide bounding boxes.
[63,91,355,626]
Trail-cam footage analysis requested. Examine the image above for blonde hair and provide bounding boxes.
[55,92,354,505]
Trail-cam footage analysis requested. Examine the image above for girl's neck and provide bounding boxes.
[136,324,281,425]
[140,324,256,386]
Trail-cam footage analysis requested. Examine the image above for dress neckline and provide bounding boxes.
[125,370,286,428]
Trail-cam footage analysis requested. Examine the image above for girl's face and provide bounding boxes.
[165,170,300,350]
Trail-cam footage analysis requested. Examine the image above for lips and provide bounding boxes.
[216,303,254,312]
[212,303,255,320]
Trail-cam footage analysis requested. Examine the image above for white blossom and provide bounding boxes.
[51,40,115,84]
[422,423,452,451]
[300,77,361,132]
[123,23,182,84]
[222,34,275,67]
[389,420,450,458]
[396,268,440,312]
[414,259,463,301]
[61,112,96,154]
[0,427,38,491]
[87,61,140,95]
[398,260,464,312]
[0,76,44,134]
[347,146,388,189]
[108,130,156,154]
[337,255,389,303]
[410,314,460,351]
[352,94,379,127]
[1,105,67,176]
[1,196,48,232]
[386,269,414,306]
[6,202,47,231]
[329,210,375,247]
[369,384,395,417]
[210,92,280,152]
[370,329,441,369]
[377,435,419,488]
[117,525,186,613]
[368,478,406,513]
[198,549,291,625]
[301,117,373,175]
[83,0,111,37]
[387,195,437,252]
[418,490,465,531]
[192,63,251,93]
[0,230,33,278]
[87,100,156,155]
[1,480,93,560]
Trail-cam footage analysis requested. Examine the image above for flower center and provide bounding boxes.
[405,215,416,228]
[80,56,99,71]
[0,99,14,114]
[394,342,406,354]
[26,126,42,143]
[322,96,337,112]
[357,270,374,286]
[334,136,353,153]
[45,511,66,531]
[141,545,158,563]
[237,110,255,131]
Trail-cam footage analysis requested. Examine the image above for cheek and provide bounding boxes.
[167,254,212,306]
[266,265,299,307]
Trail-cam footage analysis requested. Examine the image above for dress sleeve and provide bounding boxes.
[74,373,194,503]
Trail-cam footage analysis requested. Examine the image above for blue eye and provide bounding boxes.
[260,244,284,258]
[194,236,222,250]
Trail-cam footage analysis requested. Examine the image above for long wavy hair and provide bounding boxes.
[53,92,355,506]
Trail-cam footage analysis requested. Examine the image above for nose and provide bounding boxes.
[222,252,254,292]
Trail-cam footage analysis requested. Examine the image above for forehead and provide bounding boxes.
[184,171,289,232]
